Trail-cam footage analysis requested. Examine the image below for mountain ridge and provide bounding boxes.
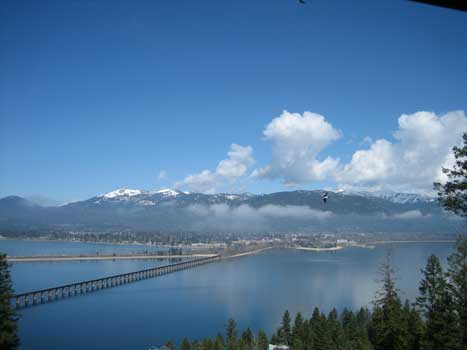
[0,189,456,234]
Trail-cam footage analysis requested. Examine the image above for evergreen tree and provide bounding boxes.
[202,337,213,350]
[257,330,268,350]
[292,312,305,344]
[0,253,19,350]
[181,337,191,350]
[434,134,467,348]
[270,333,280,345]
[225,318,237,350]
[241,327,255,350]
[214,333,225,350]
[237,338,246,350]
[342,308,355,350]
[342,308,371,350]
[447,236,467,348]
[310,309,333,350]
[434,132,467,216]
[281,310,292,345]
[370,251,407,350]
[355,307,371,331]
[192,339,202,350]
[403,301,423,350]
[302,319,314,350]
[291,337,304,350]
[327,308,344,350]
[417,254,460,349]
[165,339,175,350]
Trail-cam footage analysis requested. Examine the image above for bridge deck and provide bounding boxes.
[13,255,221,308]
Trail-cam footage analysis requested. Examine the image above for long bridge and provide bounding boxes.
[13,255,221,309]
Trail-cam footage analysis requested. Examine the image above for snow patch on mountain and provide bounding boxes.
[153,189,180,197]
[343,190,435,204]
[99,189,143,198]
[137,200,156,206]
[225,194,239,200]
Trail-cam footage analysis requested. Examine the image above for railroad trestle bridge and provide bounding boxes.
[13,255,221,309]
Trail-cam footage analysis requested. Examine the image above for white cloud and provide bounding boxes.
[187,203,332,220]
[390,210,429,220]
[177,170,218,193]
[256,204,333,219]
[253,110,341,185]
[176,144,254,193]
[175,109,467,195]
[337,111,467,194]
[216,144,254,179]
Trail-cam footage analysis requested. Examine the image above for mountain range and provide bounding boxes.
[0,189,461,234]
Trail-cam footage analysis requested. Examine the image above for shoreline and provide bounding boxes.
[2,238,458,262]
[6,254,217,263]
[294,246,344,252]
[367,240,456,245]
[0,236,221,250]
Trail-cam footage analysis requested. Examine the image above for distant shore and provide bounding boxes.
[367,240,456,245]
[6,253,217,263]
[0,236,222,251]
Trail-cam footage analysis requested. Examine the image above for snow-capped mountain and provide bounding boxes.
[91,188,255,206]
[0,189,456,234]
[98,188,143,198]
[341,190,435,204]
[152,188,181,197]
[93,188,185,206]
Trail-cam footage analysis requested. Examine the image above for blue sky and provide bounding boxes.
[1,0,466,203]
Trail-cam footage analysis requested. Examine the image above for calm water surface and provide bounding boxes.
[0,238,168,256]
[1,240,455,350]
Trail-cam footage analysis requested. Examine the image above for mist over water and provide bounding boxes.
[6,241,454,350]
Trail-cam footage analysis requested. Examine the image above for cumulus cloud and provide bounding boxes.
[176,144,254,193]
[216,144,254,178]
[253,111,341,185]
[337,111,467,194]
[177,170,218,193]
[175,109,467,195]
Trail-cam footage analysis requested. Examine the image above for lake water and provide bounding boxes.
[0,239,456,350]
[0,238,168,256]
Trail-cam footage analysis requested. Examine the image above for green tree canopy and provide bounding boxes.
[257,330,268,350]
[417,254,460,349]
[370,251,408,350]
[434,132,467,216]
[241,327,255,350]
[181,337,191,350]
[214,333,225,350]
[225,318,237,350]
[202,336,213,350]
[447,237,467,348]
[165,339,175,350]
[0,253,19,350]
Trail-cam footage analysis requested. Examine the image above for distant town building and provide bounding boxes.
[147,346,171,350]
[269,345,289,350]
